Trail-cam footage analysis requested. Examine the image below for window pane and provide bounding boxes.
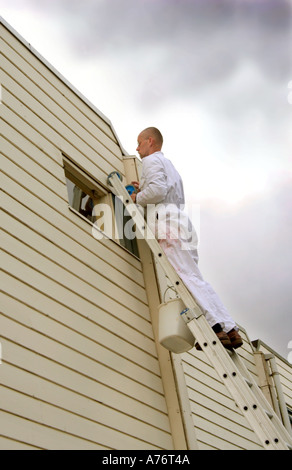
[112,195,139,258]
[64,161,139,258]
[65,175,95,222]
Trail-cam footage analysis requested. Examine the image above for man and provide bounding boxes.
[131,127,243,350]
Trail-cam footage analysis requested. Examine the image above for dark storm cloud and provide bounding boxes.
[13,0,292,108]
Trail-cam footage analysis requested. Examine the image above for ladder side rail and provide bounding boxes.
[184,314,289,450]
[108,173,206,316]
[230,351,292,446]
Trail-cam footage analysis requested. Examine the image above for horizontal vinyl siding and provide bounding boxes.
[1,28,124,189]
[0,22,173,450]
[1,156,148,314]
[181,329,263,450]
[257,344,292,411]
[0,25,120,145]
[278,362,292,410]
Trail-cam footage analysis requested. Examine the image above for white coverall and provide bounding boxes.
[136,151,237,333]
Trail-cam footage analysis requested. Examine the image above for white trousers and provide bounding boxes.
[152,206,237,333]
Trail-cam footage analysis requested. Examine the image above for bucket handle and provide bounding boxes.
[163,285,179,303]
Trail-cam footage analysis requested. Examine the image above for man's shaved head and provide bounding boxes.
[136,127,163,158]
[140,127,163,148]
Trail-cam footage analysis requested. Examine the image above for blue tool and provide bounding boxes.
[125,184,137,195]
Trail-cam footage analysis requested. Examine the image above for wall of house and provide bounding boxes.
[0,19,174,450]
[254,341,292,427]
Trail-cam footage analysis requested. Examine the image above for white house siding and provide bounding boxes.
[180,328,264,450]
[277,360,292,413]
[255,342,292,418]
[0,19,173,450]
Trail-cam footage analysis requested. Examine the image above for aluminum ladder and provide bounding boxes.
[107,171,292,450]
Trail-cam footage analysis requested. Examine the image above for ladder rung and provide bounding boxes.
[264,409,274,419]
[243,376,253,388]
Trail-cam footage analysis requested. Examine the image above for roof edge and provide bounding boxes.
[252,339,292,368]
[0,16,129,156]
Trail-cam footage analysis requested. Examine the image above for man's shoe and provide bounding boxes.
[195,331,232,351]
[227,329,243,349]
[217,331,233,350]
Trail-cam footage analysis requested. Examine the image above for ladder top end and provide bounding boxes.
[107,171,123,186]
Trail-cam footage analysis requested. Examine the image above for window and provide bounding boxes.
[112,194,139,258]
[63,155,139,258]
[63,155,107,223]
[65,176,95,222]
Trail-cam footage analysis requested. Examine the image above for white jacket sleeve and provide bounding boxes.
[136,155,168,207]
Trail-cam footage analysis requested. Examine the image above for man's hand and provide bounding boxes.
[130,181,140,203]
[131,181,140,191]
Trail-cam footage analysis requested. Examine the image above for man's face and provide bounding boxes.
[136,133,151,158]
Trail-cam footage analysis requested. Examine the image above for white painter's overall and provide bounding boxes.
[136,151,237,333]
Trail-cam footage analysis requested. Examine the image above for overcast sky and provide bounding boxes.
[1,0,292,359]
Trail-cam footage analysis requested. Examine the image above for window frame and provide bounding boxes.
[63,154,140,259]
[63,155,108,199]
